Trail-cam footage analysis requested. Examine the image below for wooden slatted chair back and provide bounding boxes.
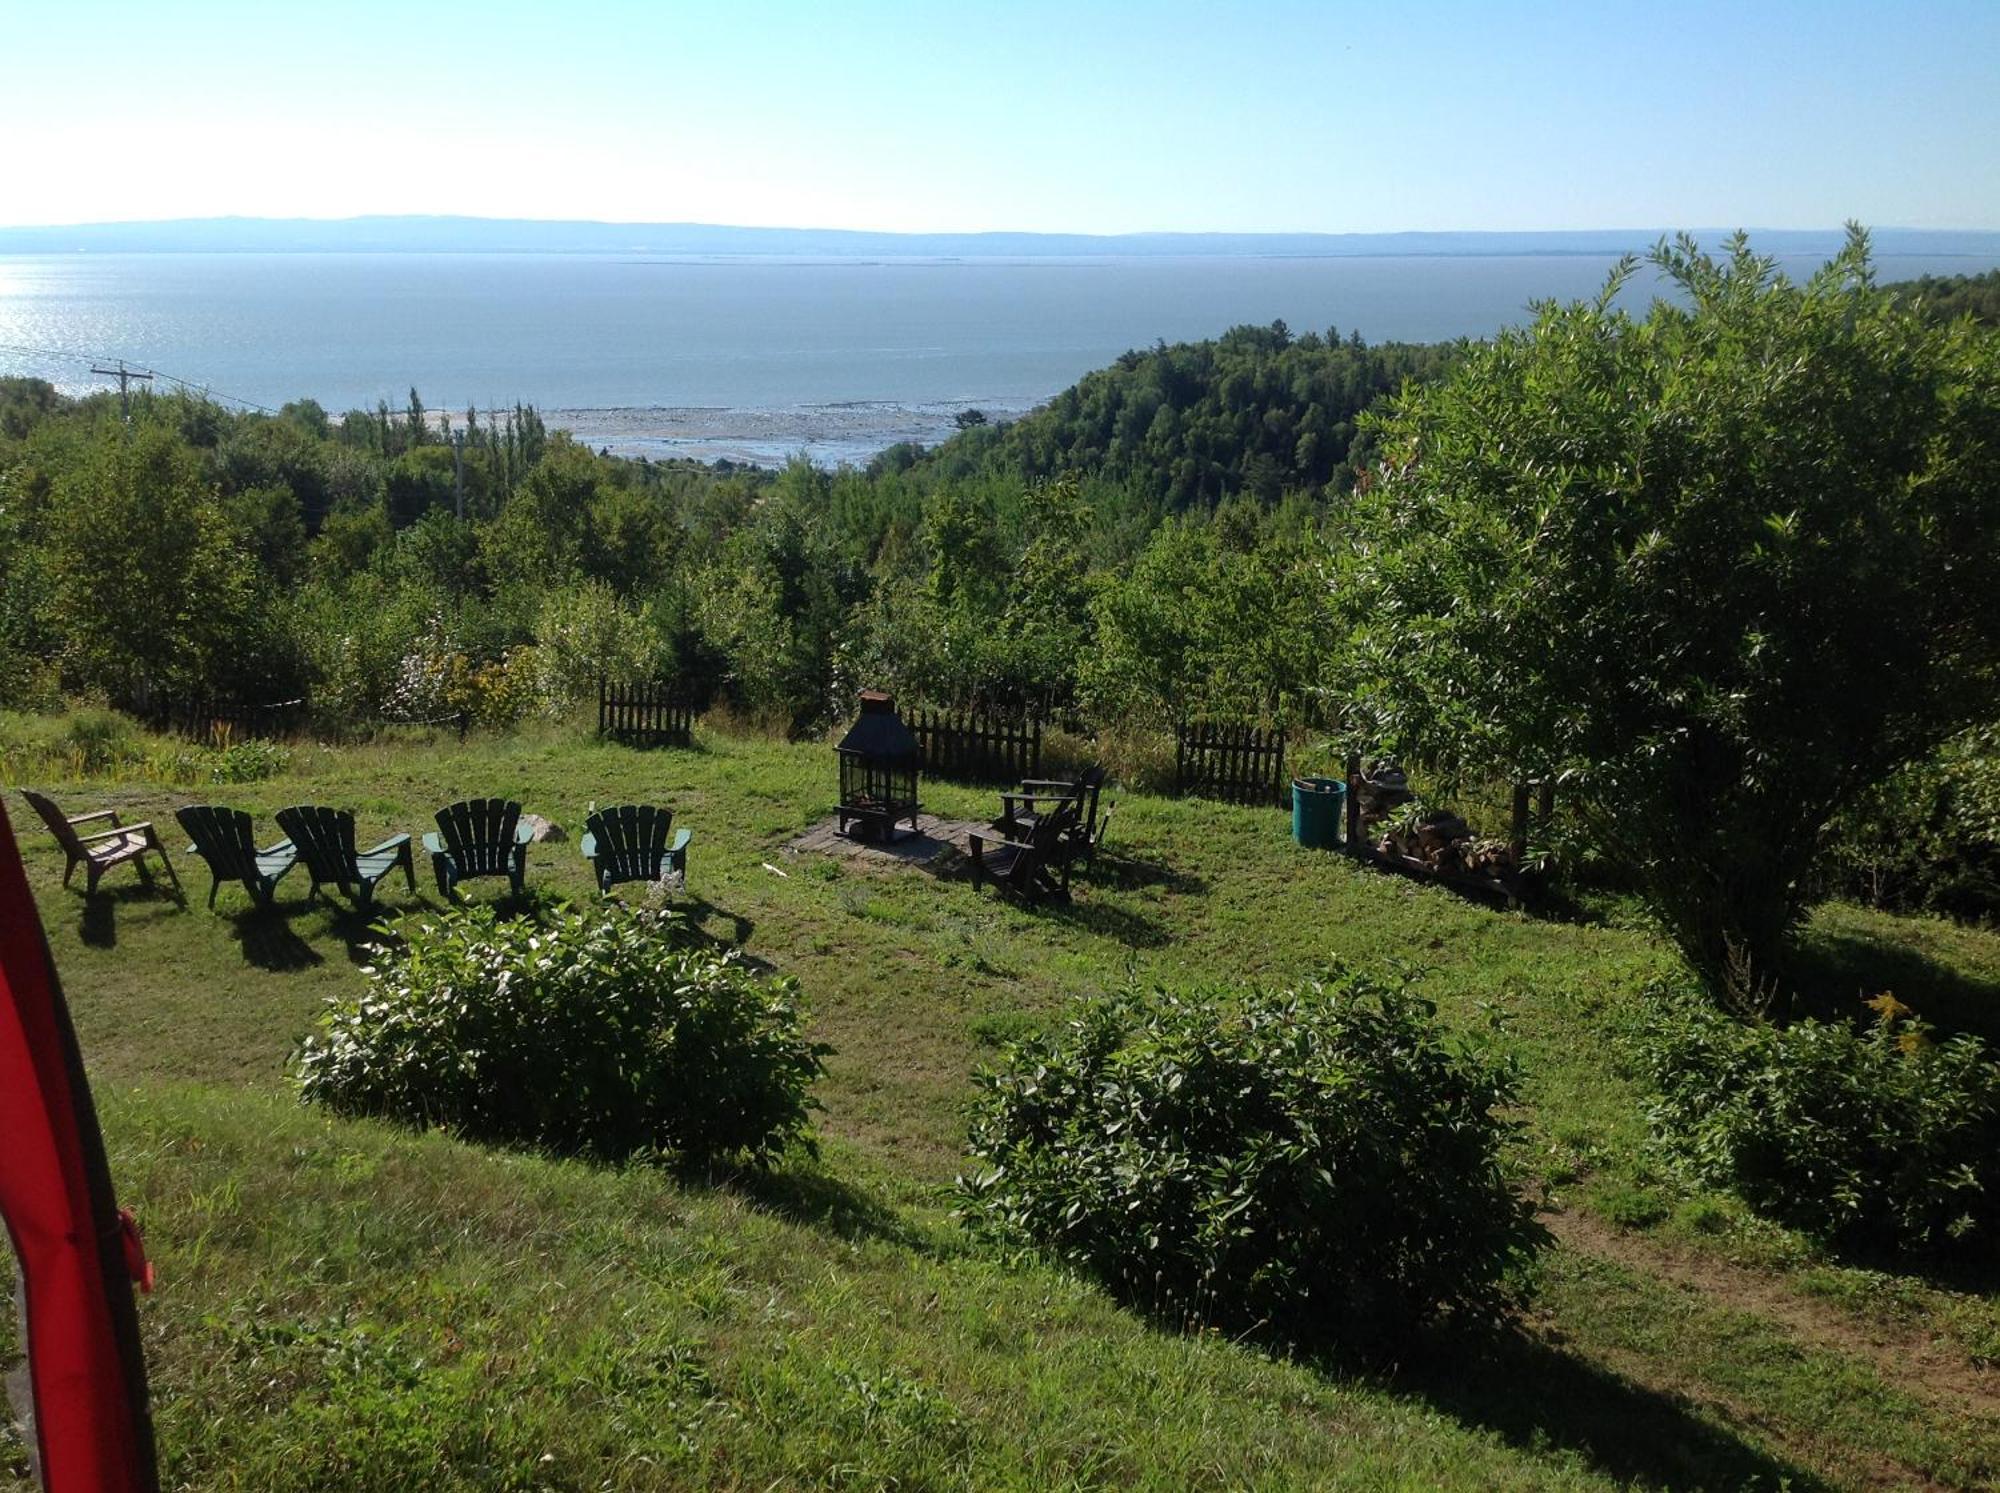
[176,804,260,878]
[586,804,672,884]
[1029,794,1082,853]
[435,799,522,876]
[276,805,359,885]
[21,790,84,857]
[1074,766,1108,836]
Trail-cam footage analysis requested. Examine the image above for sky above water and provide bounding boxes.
[2,0,1996,233]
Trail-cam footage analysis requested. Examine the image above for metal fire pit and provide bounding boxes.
[836,690,920,842]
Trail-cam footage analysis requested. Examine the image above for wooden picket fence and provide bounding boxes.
[906,706,1042,784]
[597,678,694,749]
[1175,720,1288,808]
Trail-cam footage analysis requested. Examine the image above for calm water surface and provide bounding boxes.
[2,251,1994,464]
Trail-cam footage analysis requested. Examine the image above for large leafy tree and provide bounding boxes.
[43,423,260,702]
[1336,228,2000,999]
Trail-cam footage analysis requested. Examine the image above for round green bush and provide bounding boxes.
[955,966,1547,1345]
[1643,991,2000,1254]
[296,903,827,1165]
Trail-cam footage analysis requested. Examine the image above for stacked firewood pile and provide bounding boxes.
[1356,765,1522,881]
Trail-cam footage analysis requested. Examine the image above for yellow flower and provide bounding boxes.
[1865,992,1913,1024]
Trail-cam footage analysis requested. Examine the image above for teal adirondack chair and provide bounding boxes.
[176,804,299,909]
[275,804,415,909]
[423,798,532,900]
[580,804,691,894]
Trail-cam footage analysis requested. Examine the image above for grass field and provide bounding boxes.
[4,718,1999,1490]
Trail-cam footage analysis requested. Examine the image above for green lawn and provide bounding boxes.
[5,721,1999,1490]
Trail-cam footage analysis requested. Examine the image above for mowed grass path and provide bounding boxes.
[5,724,1999,1490]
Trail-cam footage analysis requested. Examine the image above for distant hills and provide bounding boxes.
[4,215,1999,259]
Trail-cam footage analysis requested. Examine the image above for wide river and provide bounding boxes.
[2,249,1995,465]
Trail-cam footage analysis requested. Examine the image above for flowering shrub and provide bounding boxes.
[1642,990,2000,1253]
[296,903,828,1166]
[956,966,1546,1346]
[382,610,469,723]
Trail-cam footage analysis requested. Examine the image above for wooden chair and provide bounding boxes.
[970,795,1081,905]
[997,765,1110,866]
[21,790,181,899]
[175,804,297,909]
[275,804,416,910]
[423,798,532,900]
[580,804,692,895]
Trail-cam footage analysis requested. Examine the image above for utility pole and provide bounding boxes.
[452,429,465,519]
[90,360,154,420]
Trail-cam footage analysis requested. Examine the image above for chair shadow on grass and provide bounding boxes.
[1358,1323,1830,1492]
[927,843,1175,948]
[71,874,184,950]
[1040,895,1173,950]
[228,903,324,972]
[1082,849,1209,897]
[675,894,756,950]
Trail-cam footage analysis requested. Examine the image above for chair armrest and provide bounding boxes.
[968,830,1031,852]
[258,838,296,858]
[67,808,118,826]
[670,828,692,852]
[578,832,597,858]
[422,832,446,854]
[362,833,412,856]
[514,822,536,845]
[79,821,150,843]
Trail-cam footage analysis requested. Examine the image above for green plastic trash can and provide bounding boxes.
[1292,777,1346,849]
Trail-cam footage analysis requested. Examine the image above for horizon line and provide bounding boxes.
[6,212,2000,238]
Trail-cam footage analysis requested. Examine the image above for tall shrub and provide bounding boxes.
[1336,228,2000,998]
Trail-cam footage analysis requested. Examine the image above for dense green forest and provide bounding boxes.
[0,319,1440,735]
[1891,266,2000,326]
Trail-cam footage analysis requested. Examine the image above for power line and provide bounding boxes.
[1,338,534,423]
[90,359,153,419]
[0,338,280,415]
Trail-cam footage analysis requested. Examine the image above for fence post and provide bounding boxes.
[597,677,608,738]
[1510,780,1532,866]
[1345,753,1362,848]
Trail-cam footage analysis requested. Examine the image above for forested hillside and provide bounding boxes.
[1893,266,2000,326]
[906,321,1459,508]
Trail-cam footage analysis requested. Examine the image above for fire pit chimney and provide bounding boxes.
[836,691,920,841]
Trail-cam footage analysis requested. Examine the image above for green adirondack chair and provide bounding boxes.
[423,798,532,900]
[176,804,299,909]
[275,804,416,909]
[579,804,691,894]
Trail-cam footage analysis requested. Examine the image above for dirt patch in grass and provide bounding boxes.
[1548,1206,2000,1425]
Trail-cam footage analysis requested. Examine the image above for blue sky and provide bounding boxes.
[2,0,1995,232]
